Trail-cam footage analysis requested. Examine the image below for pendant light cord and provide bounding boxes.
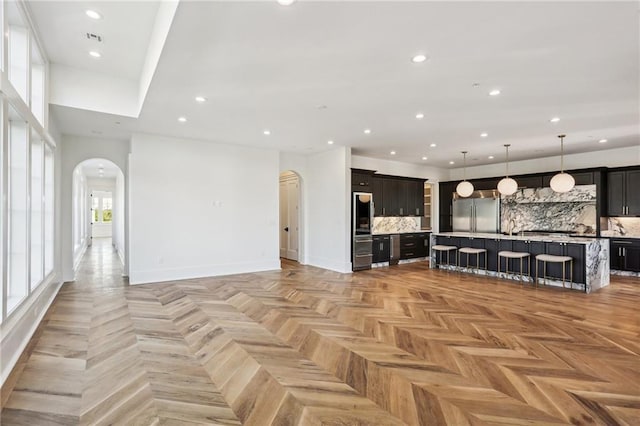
[559,134,566,173]
[504,144,510,177]
[462,151,468,180]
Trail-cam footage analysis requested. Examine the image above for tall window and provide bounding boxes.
[102,197,112,222]
[30,138,44,288]
[8,118,29,313]
[44,145,54,276]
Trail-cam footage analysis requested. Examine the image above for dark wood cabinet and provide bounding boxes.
[439,182,455,232]
[373,235,390,263]
[372,177,384,217]
[516,176,543,189]
[542,242,585,284]
[542,172,594,187]
[351,170,373,191]
[610,239,640,272]
[607,168,640,217]
[400,233,429,259]
[406,180,425,216]
[382,178,401,216]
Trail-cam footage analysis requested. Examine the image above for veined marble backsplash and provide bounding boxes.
[373,217,421,234]
[501,185,597,234]
[505,185,596,203]
[601,217,640,238]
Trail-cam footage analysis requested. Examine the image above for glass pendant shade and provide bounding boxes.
[455,151,474,197]
[550,134,575,193]
[497,144,518,195]
[456,180,474,197]
[497,177,518,195]
[550,172,575,193]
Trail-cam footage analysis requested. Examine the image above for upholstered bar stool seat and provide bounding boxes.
[432,245,457,268]
[458,247,487,272]
[535,254,573,288]
[498,251,531,283]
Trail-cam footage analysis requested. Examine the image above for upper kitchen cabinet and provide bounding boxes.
[372,176,384,216]
[370,175,426,217]
[607,167,640,216]
[351,169,375,192]
[543,171,594,187]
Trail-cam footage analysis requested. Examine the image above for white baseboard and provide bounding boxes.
[129,259,282,285]
[1,277,63,386]
[73,241,88,275]
[306,256,352,274]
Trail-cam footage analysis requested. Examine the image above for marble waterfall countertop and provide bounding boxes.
[433,232,600,244]
[431,232,610,293]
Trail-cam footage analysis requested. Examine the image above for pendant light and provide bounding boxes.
[550,134,575,193]
[456,151,474,197]
[497,144,518,195]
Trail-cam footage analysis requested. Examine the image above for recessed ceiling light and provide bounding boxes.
[263,129,271,135]
[480,132,488,138]
[489,89,501,96]
[178,116,187,122]
[195,96,207,103]
[422,156,428,160]
[327,140,334,145]
[488,155,494,159]
[449,161,455,165]
[277,0,296,5]
[85,10,102,20]
[390,151,396,155]
[89,51,101,58]
[412,54,427,63]
[364,129,371,134]
[599,139,608,143]
[416,113,424,119]
[550,117,560,123]
[430,143,437,147]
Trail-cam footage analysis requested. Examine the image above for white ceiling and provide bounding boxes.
[40,1,639,168]
[79,158,120,179]
[27,1,159,80]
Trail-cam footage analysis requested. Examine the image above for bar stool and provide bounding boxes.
[498,251,531,284]
[535,254,573,288]
[432,245,457,268]
[458,247,487,273]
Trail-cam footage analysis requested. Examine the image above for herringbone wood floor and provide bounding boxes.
[2,240,639,425]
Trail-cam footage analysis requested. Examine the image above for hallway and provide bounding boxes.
[76,238,127,290]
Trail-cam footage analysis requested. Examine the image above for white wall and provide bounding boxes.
[60,136,129,281]
[50,64,139,117]
[114,171,126,265]
[351,155,449,182]
[305,147,352,273]
[128,133,280,284]
[449,146,640,180]
[72,168,90,266]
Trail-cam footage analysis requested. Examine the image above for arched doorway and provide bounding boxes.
[71,158,126,281]
[279,171,303,263]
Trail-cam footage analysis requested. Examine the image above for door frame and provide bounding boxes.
[279,170,304,263]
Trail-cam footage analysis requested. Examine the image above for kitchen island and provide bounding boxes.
[430,232,609,293]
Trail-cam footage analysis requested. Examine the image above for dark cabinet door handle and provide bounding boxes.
[284,227,289,232]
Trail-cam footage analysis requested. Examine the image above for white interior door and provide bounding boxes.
[279,174,299,261]
[286,180,299,260]
[279,181,288,258]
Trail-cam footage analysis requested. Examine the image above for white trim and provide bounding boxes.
[306,256,352,274]
[129,260,282,285]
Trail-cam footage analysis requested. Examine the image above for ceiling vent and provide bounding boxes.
[86,33,102,42]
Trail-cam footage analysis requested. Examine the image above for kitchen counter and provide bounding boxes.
[430,233,609,293]
[373,230,430,235]
[434,231,598,244]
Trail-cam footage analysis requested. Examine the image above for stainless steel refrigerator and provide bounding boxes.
[452,190,500,233]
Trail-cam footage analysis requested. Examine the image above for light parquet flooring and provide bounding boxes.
[2,242,640,425]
